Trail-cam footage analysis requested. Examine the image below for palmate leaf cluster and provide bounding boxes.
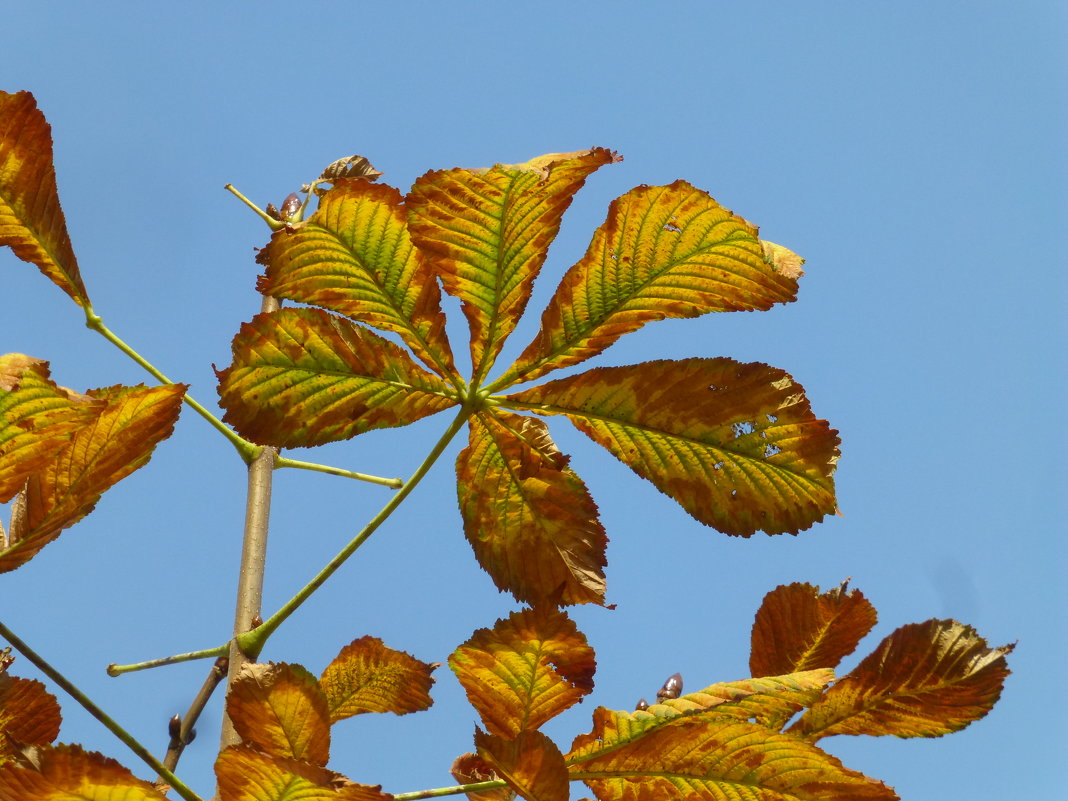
[0,89,1013,800]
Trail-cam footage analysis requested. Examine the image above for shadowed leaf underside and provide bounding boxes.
[0,745,167,801]
[475,729,568,801]
[217,307,458,448]
[508,358,839,536]
[0,675,61,765]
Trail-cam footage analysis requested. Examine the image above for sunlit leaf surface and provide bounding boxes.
[0,354,101,501]
[258,179,456,378]
[216,745,392,801]
[0,745,167,801]
[0,382,185,573]
[750,582,878,678]
[791,619,1014,741]
[217,307,458,447]
[456,412,607,606]
[475,729,568,801]
[0,91,89,307]
[407,148,619,378]
[319,636,435,722]
[0,675,61,765]
[450,607,595,738]
[568,713,896,801]
[505,180,800,385]
[227,662,331,766]
[508,358,839,536]
[451,752,515,801]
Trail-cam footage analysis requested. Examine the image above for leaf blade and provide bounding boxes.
[0,675,62,765]
[215,745,392,801]
[216,307,459,448]
[505,181,800,384]
[450,607,596,739]
[0,745,168,801]
[508,359,839,536]
[319,636,435,723]
[407,148,619,377]
[0,91,89,307]
[475,730,568,801]
[790,619,1014,741]
[456,411,607,606]
[258,180,457,378]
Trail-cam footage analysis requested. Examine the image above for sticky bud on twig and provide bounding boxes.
[656,672,683,700]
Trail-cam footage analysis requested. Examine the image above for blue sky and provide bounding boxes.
[2,3,1066,798]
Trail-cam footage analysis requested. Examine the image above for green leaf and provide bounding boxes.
[502,180,800,386]
[456,411,607,606]
[216,307,459,448]
[407,149,619,380]
[507,358,839,536]
[258,179,456,379]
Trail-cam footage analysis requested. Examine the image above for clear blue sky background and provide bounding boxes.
[2,3,1065,799]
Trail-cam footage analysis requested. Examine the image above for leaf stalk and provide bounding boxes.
[393,780,507,800]
[0,621,204,801]
[273,455,403,488]
[106,644,229,676]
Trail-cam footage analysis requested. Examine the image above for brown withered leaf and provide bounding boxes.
[451,752,514,801]
[0,675,61,765]
[750,581,878,677]
[450,607,595,739]
[0,744,168,801]
[319,636,435,723]
[226,662,331,765]
[790,619,1014,741]
[475,730,568,801]
[0,91,89,307]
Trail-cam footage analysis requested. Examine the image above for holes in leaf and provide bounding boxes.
[731,421,756,438]
[712,461,724,470]
[766,413,778,424]
[663,217,681,233]
[764,444,782,458]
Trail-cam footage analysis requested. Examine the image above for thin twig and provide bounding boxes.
[106,644,229,676]
[0,621,204,801]
[154,657,228,790]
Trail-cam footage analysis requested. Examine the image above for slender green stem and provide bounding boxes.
[237,404,471,657]
[393,780,507,801]
[83,304,259,463]
[223,183,285,230]
[106,644,229,676]
[274,455,403,489]
[0,621,204,801]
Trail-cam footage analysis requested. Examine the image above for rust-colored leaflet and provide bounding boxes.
[450,608,595,739]
[508,359,839,536]
[567,712,896,801]
[451,752,515,801]
[258,180,456,379]
[226,663,331,765]
[0,92,89,308]
[0,354,102,501]
[216,308,458,448]
[475,730,568,801]
[790,619,1014,741]
[216,745,392,801]
[0,382,185,573]
[750,582,878,678]
[456,412,607,606]
[0,675,61,764]
[407,149,619,378]
[319,636,435,723]
[505,181,801,385]
[0,745,168,801]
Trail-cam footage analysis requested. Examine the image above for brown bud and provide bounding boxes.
[279,193,302,222]
[635,698,649,711]
[656,672,683,700]
[168,714,182,739]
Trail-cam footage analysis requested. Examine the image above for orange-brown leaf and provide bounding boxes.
[790,619,1014,741]
[319,636,435,723]
[504,180,800,385]
[0,354,102,502]
[450,607,595,738]
[475,730,568,801]
[258,179,456,378]
[216,744,392,801]
[407,148,619,377]
[751,582,878,677]
[567,712,895,801]
[227,662,331,765]
[0,382,185,573]
[0,91,89,307]
[0,744,167,801]
[507,359,839,536]
[217,308,458,448]
[0,675,61,765]
[451,752,515,801]
[456,411,607,606]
